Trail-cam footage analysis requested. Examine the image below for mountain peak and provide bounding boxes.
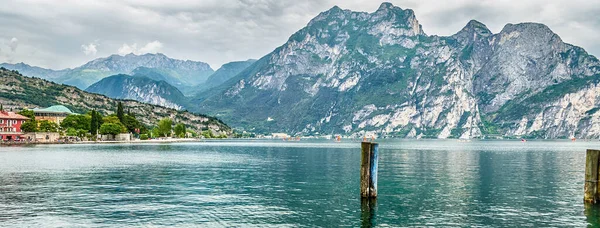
[377,2,396,11]
[374,2,408,16]
[466,20,489,30]
[498,22,563,44]
[329,5,342,12]
[452,19,492,43]
[501,22,554,35]
[370,3,425,36]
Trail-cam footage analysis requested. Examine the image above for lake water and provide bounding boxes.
[1,140,599,227]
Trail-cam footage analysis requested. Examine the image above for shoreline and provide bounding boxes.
[0,138,205,145]
[2,137,598,146]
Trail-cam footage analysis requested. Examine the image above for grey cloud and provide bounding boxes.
[0,0,597,70]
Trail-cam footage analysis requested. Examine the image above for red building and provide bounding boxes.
[0,111,29,141]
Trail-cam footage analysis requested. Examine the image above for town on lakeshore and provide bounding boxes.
[0,102,228,144]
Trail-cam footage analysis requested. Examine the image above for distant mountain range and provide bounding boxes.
[1,53,214,90]
[1,54,254,109]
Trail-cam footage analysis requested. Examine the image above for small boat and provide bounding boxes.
[521,138,527,142]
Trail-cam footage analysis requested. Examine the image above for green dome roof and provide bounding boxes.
[33,105,74,114]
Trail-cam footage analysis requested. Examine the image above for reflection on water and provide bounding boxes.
[361,198,377,228]
[0,140,597,226]
[585,204,600,227]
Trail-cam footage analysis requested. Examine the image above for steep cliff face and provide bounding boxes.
[85,74,187,110]
[194,2,600,139]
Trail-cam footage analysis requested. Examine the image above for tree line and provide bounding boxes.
[17,102,225,140]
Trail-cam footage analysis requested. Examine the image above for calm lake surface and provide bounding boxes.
[1,140,599,227]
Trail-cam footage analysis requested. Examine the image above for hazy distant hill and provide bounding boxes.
[1,53,214,90]
[0,62,68,80]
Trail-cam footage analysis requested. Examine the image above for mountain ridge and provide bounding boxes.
[192,2,600,139]
[1,53,214,90]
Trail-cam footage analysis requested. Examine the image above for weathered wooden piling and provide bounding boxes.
[361,142,379,198]
[585,149,600,203]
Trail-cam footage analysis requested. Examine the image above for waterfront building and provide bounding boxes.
[0,110,29,141]
[33,105,74,125]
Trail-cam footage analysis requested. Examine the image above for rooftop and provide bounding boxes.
[0,111,29,120]
[33,105,74,114]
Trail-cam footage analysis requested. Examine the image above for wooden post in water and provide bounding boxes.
[585,149,600,204]
[361,142,379,198]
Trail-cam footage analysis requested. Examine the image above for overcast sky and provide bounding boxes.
[0,0,598,70]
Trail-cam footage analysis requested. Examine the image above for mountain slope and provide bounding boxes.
[85,74,188,110]
[193,2,600,139]
[200,60,257,92]
[0,67,229,133]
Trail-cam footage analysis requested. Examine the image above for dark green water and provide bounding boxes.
[0,140,598,227]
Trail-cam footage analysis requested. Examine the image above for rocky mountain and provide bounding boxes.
[199,60,257,93]
[1,53,214,90]
[85,74,188,110]
[192,2,600,139]
[60,53,214,90]
[0,68,229,134]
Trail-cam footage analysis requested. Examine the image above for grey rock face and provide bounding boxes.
[194,2,600,139]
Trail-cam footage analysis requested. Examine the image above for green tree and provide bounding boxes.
[101,115,127,133]
[174,123,186,138]
[20,120,38,132]
[38,120,59,132]
[60,114,91,131]
[89,110,103,135]
[151,127,160,138]
[117,102,124,123]
[186,129,198,138]
[99,123,124,136]
[103,115,121,124]
[122,114,145,134]
[77,129,88,138]
[157,118,173,137]
[17,109,35,119]
[90,110,98,135]
[18,108,38,132]
[66,127,78,136]
[202,130,214,139]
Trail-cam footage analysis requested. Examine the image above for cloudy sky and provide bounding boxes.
[0,0,598,70]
